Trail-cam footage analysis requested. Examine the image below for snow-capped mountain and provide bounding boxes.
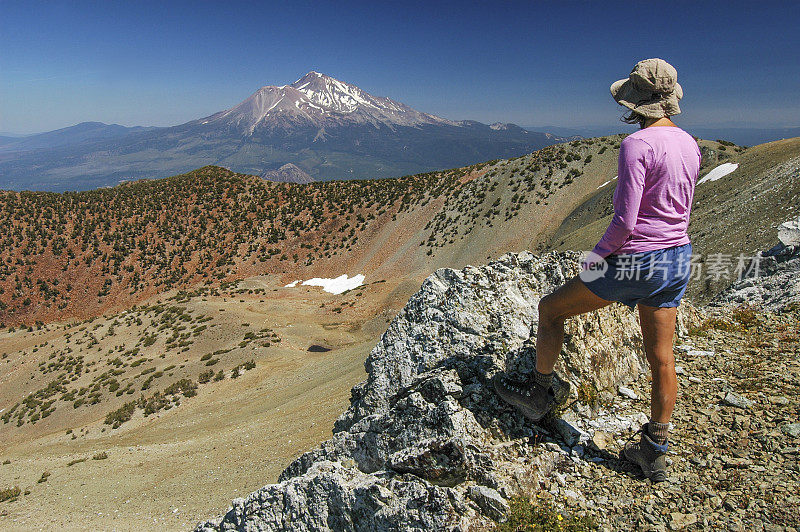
[0,72,569,191]
[198,71,459,133]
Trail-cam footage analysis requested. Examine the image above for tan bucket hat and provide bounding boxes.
[611,58,683,118]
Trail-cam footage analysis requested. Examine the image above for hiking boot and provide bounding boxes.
[493,371,569,422]
[623,424,669,483]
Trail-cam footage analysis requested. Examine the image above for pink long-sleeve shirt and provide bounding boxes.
[591,126,701,258]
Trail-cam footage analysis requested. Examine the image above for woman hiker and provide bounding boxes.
[494,58,701,483]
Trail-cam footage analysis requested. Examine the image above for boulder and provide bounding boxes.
[778,217,800,247]
[468,485,509,520]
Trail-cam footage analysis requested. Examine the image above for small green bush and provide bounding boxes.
[494,496,597,531]
[731,305,758,328]
[164,378,197,398]
[689,316,742,336]
[104,401,137,428]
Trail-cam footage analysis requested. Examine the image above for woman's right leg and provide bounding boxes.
[536,275,613,374]
[623,303,678,482]
[637,304,678,424]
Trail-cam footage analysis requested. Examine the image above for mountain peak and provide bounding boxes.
[293,70,327,83]
[201,72,457,134]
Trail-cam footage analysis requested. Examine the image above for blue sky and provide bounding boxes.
[2,1,798,134]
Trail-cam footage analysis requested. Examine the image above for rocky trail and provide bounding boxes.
[529,303,800,531]
[195,237,800,531]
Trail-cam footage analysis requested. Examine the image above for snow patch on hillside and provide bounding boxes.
[302,274,365,294]
[698,163,739,185]
[285,274,365,294]
[597,176,617,189]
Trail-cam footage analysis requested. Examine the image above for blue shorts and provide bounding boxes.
[581,243,692,309]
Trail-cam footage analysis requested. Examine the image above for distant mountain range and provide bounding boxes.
[0,122,157,151]
[0,72,569,191]
[524,125,800,147]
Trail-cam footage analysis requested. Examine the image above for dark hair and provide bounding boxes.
[621,110,648,129]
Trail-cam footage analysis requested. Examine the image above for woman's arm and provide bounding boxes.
[590,137,651,258]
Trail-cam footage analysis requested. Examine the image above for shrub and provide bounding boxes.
[142,335,157,347]
[164,378,197,398]
[141,392,170,416]
[689,317,741,336]
[141,376,154,391]
[576,382,599,409]
[731,305,758,328]
[494,496,597,531]
[104,401,137,428]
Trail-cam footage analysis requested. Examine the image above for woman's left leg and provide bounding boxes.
[536,275,612,374]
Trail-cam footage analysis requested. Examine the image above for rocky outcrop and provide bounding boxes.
[196,251,696,531]
[716,217,800,310]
